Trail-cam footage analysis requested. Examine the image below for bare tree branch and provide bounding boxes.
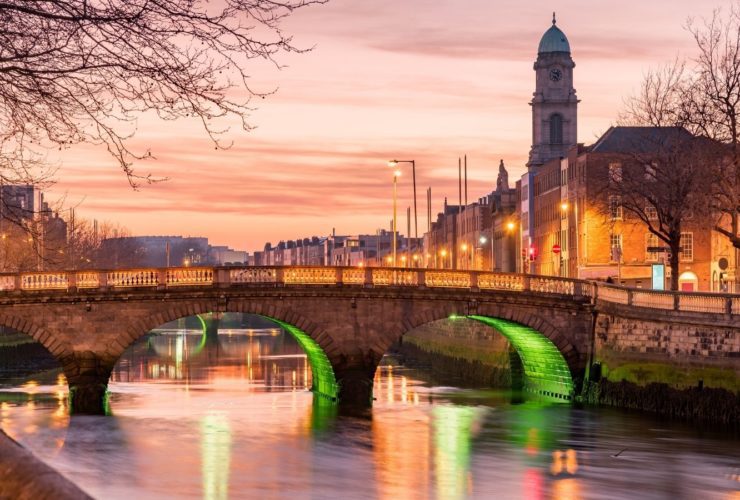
[0,0,327,187]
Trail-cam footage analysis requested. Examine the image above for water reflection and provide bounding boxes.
[202,413,231,500]
[0,316,737,499]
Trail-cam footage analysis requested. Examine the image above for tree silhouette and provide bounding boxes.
[0,0,326,187]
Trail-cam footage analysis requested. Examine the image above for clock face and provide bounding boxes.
[549,68,563,82]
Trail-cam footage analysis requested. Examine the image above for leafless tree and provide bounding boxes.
[0,0,326,188]
[595,123,707,290]
[623,7,740,254]
[684,7,740,251]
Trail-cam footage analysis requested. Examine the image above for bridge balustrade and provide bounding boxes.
[0,266,737,317]
[424,271,470,288]
[75,272,101,289]
[341,268,366,285]
[166,267,213,286]
[284,267,336,285]
[477,273,525,291]
[530,277,575,295]
[229,267,277,284]
[371,269,419,286]
[631,290,674,310]
[0,275,15,291]
[596,285,630,305]
[21,272,68,290]
[678,293,730,314]
[107,269,158,288]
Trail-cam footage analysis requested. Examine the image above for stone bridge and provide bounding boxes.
[0,266,737,414]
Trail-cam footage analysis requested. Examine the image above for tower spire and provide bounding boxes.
[552,11,556,25]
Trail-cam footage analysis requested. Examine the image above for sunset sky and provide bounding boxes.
[48,0,727,251]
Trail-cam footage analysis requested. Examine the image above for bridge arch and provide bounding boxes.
[112,301,339,402]
[0,314,71,359]
[396,306,578,401]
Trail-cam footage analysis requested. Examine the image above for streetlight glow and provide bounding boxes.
[479,236,487,244]
[561,202,569,211]
[388,160,398,168]
[461,243,468,252]
[394,169,402,178]
[506,221,516,232]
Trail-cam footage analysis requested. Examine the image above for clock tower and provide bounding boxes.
[527,13,578,170]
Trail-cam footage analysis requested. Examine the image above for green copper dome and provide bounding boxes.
[538,17,570,54]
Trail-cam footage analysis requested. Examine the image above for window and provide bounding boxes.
[644,162,658,182]
[608,162,622,184]
[610,234,622,262]
[680,232,693,262]
[550,113,563,144]
[609,195,623,220]
[645,205,658,221]
[645,233,660,262]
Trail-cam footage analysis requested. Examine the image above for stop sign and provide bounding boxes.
[552,244,561,254]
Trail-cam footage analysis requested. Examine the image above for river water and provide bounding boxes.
[0,319,738,499]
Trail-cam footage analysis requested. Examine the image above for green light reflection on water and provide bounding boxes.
[432,405,479,499]
[201,413,231,500]
[467,315,574,401]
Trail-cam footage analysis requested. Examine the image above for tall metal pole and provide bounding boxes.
[464,154,468,206]
[458,158,462,212]
[392,171,398,266]
[406,206,411,266]
[411,161,418,243]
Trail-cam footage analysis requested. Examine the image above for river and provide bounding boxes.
[0,317,738,499]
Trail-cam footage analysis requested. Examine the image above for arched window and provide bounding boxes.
[549,113,563,144]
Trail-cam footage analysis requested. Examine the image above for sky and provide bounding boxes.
[47,0,730,251]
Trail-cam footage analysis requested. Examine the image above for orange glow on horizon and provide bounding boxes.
[40,1,715,251]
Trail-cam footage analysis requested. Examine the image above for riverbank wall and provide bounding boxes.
[584,308,739,426]
[0,430,91,499]
[400,316,739,426]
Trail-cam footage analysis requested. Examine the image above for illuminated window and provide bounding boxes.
[680,232,693,262]
[645,233,660,262]
[550,114,563,144]
[645,205,658,221]
[610,234,622,262]
[609,195,623,220]
[608,162,622,183]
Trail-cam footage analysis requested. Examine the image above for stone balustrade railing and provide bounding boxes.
[0,266,737,316]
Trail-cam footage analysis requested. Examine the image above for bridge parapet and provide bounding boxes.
[0,266,738,317]
[593,282,739,316]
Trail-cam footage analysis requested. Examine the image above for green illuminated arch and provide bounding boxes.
[193,314,209,356]
[467,315,574,401]
[263,317,339,401]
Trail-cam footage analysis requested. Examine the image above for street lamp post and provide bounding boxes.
[560,201,569,277]
[391,168,401,266]
[388,160,417,249]
[506,220,517,273]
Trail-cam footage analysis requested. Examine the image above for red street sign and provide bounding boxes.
[552,244,561,254]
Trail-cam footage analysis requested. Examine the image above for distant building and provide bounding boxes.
[208,246,248,265]
[0,185,40,222]
[100,235,248,268]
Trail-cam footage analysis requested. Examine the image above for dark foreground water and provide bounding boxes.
[0,326,738,499]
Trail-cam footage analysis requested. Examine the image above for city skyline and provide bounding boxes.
[46,0,724,250]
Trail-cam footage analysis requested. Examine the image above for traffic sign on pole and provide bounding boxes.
[552,244,561,254]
